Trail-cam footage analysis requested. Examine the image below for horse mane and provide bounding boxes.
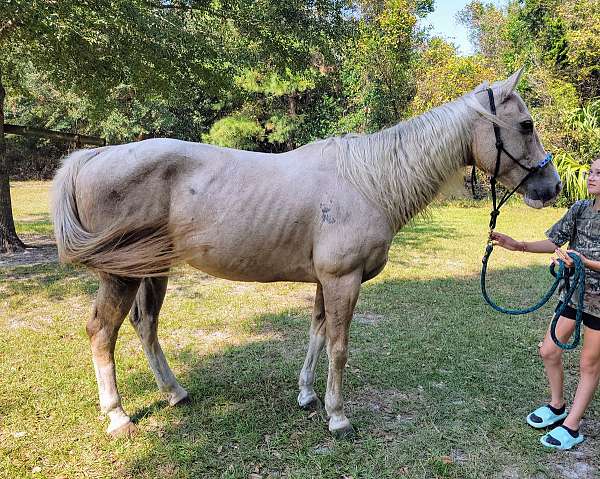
[332,91,494,231]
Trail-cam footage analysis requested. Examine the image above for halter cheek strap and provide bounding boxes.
[485,88,553,231]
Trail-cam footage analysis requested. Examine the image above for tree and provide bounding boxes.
[0,68,23,251]
[408,37,496,115]
[338,0,433,133]
[0,0,214,252]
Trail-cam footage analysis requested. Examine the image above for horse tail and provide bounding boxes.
[52,149,186,277]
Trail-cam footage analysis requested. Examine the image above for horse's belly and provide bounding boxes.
[184,242,316,283]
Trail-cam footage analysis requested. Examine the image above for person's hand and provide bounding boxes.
[565,249,588,267]
[554,248,587,268]
[490,232,522,251]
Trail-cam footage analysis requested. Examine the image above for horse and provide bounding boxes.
[52,68,561,439]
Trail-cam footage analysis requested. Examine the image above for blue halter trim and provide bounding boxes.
[537,152,553,169]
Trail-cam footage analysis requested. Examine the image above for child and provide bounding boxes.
[491,156,600,450]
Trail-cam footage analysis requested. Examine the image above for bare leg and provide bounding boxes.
[298,283,326,409]
[87,274,141,437]
[321,270,362,438]
[563,327,600,430]
[538,316,576,409]
[129,277,188,406]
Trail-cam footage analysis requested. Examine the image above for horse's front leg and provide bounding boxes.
[321,270,362,438]
[87,274,141,437]
[298,283,326,410]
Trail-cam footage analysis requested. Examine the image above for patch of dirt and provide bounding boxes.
[496,419,600,478]
[449,448,468,465]
[8,315,53,332]
[353,312,386,325]
[496,466,521,479]
[345,386,420,438]
[347,386,411,413]
[230,283,256,294]
[290,289,315,306]
[546,418,600,479]
[0,236,57,268]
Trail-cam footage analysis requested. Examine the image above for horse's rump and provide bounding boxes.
[52,148,187,277]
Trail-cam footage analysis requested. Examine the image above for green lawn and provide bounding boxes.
[10,181,53,237]
[1,182,598,478]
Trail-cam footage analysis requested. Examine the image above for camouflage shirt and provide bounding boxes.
[546,199,600,317]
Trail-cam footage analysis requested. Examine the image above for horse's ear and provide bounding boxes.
[497,66,525,102]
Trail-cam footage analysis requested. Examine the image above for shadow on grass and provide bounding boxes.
[0,263,98,299]
[114,264,598,478]
[392,217,459,248]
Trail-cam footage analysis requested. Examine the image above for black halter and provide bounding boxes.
[483,87,553,232]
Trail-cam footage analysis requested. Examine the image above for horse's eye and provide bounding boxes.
[520,120,534,133]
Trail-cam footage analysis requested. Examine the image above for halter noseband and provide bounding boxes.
[484,87,553,233]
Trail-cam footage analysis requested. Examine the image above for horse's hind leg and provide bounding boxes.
[129,277,188,406]
[87,274,141,437]
[298,283,326,410]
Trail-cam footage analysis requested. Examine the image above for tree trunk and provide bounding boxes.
[0,68,25,253]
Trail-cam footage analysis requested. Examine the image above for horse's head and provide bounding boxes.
[470,68,561,208]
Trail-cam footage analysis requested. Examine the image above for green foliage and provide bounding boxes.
[265,114,303,145]
[202,115,264,150]
[339,0,427,132]
[554,152,589,204]
[408,38,496,114]
[4,0,597,189]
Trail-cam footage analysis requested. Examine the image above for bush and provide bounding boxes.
[202,115,264,151]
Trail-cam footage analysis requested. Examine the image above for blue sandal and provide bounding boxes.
[540,426,584,450]
[526,405,567,429]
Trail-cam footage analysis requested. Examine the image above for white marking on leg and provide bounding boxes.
[298,332,326,406]
[142,340,188,405]
[130,278,188,406]
[298,284,326,407]
[92,356,132,434]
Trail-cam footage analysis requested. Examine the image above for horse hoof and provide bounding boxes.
[169,388,190,407]
[300,396,323,412]
[331,423,356,440]
[109,421,138,439]
[171,394,191,407]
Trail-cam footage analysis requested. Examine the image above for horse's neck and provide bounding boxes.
[339,99,476,231]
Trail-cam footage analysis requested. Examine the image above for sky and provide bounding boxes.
[421,0,506,56]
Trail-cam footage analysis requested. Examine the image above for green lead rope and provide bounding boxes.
[481,244,586,350]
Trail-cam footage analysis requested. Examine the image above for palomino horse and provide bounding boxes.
[52,69,561,438]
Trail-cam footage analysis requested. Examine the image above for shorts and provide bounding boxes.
[555,301,600,331]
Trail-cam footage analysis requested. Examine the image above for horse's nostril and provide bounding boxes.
[556,182,562,194]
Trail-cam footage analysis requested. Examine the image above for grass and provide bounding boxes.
[10,181,53,237]
[1,181,599,478]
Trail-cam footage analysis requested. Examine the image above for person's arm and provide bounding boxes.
[582,258,600,272]
[490,232,557,253]
[521,239,558,253]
